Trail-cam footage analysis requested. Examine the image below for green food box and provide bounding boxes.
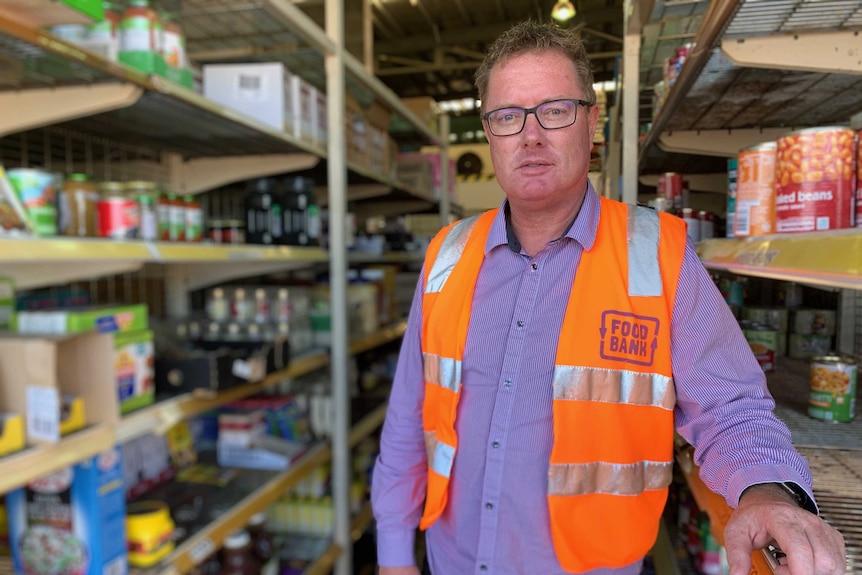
[0,278,14,330]
[16,304,149,334]
[114,329,154,414]
[61,0,104,21]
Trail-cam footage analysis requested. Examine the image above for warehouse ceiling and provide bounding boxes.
[162,0,624,108]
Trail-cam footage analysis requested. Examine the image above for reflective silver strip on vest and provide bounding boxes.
[627,205,662,297]
[553,365,674,410]
[425,430,455,478]
[423,352,461,394]
[548,460,673,496]
[425,215,481,294]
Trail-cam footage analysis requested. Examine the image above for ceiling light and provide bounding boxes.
[551,0,576,22]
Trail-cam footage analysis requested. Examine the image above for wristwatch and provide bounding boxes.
[779,482,818,515]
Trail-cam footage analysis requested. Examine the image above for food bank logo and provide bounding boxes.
[599,311,660,366]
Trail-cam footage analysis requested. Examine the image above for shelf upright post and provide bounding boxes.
[438,113,451,227]
[325,0,351,573]
[621,0,642,204]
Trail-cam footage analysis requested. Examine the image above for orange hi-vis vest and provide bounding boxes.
[419,197,686,573]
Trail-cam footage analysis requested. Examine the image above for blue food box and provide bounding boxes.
[6,448,128,575]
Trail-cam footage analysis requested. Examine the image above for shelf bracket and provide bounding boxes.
[175,154,321,194]
[0,84,143,137]
[722,30,862,75]
[658,128,791,158]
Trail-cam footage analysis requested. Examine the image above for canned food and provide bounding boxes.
[775,127,856,233]
[657,172,683,210]
[98,182,139,239]
[809,355,857,422]
[682,207,700,243]
[742,324,778,372]
[727,158,737,237]
[735,142,776,237]
[743,306,788,332]
[6,168,58,237]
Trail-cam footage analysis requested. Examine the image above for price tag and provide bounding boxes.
[232,359,252,380]
[187,537,216,565]
[26,385,60,442]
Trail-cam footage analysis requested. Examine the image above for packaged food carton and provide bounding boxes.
[6,447,128,575]
[15,303,148,335]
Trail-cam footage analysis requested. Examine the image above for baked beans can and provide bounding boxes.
[742,323,778,372]
[735,142,776,237]
[775,126,856,233]
[809,355,857,422]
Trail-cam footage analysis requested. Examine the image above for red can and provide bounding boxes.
[98,183,139,239]
[775,127,856,233]
[657,172,683,208]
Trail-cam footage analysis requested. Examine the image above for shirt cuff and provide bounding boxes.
[376,527,418,567]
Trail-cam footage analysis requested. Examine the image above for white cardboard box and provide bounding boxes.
[203,62,294,133]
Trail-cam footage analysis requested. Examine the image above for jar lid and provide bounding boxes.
[124,180,157,191]
[248,511,267,526]
[223,530,251,549]
[98,181,125,194]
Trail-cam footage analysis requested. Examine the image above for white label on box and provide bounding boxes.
[232,358,253,380]
[236,73,267,102]
[26,385,60,442]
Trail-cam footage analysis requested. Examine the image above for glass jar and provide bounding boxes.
[220,530,260,575]
[61,173,99,237]
[247,512,277,575]
[184,194,202,242]
[97,181,138,239]
[124,181,158,241]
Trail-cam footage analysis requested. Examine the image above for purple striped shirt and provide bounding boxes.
[372,186,813,575]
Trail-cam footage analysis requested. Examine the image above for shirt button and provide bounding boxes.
[480,566,488,572]
[531,262,538,270]
[504,379,512,388]
[486,502,494,510]
[492,441,500,449]
[516,320,525,328]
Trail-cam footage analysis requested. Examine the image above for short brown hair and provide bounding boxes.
[474,21,596,115]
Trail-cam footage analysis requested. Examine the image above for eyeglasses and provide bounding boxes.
[483,98,592,137]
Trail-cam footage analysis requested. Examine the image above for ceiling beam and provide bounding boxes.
[581,27,623,44]
[371,0,406,36]
[375,50,622,76]
[451,0,472,25]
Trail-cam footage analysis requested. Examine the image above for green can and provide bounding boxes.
[809,355,857,423]
[6,168,58,236]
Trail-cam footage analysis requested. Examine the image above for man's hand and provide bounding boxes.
[724,483,846,575]
[378,566,421,575]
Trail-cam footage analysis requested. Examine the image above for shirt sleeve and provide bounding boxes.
[671,239,816,510]
[371,268,428,567]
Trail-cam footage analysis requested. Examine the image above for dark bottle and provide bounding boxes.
[247,512,278,575]
[220,529,261,575]
[245,177,283,245]
[281,176,319,246]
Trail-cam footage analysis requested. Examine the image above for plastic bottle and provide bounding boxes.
[159,11,187,69]
[119,0,161,54]
[247,512,278,575]
[220,530,260,575]
[184,194,202,242]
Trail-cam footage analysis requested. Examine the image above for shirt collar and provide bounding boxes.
[486,180,600,255]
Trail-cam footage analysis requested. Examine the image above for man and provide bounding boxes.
[371,20,846,575]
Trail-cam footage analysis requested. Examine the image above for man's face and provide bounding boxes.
[482,50,598,210]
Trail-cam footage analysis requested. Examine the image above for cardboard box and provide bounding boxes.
[203,62,295,133]
[15,303,148,335]
[6,447,127,575]
[0,332,119,443]
[397,96,439,133]
[289,75,315,143]
[0,412,24,457]
[114,330,154,415]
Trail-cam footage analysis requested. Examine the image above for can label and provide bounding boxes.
[6,169,58,237]
[735,144,775,237]
[743,326,778,372]
[809,359,857,422]
[98,197,139,239]
[775,127,855,233]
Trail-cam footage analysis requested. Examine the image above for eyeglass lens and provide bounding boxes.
[486,100,579,136]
